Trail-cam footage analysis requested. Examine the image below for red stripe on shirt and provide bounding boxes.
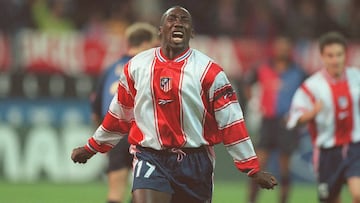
[201,62,223,96]
[128,123,144,145]
[213,84,232,99]
[257,65,279,117]
[87,137,113,153]
[123,63,137,98]
[102,112,122,133]
[221,120,249,145]
[328,80,353,146]
[213,94,238,111]
[201,62,223,144]
[214,100,238,112]
[300,84,315,103]
[117,82,134,108]
[234,157,260,175]
[103,111,131,134]
[300,84,318,144]
[151,59,187,147]
[149,58,162,146]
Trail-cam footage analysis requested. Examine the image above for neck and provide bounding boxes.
[330,72,342,80]
[325,68,344,80]
[161,44,188,60]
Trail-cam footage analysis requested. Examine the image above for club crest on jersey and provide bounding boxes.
[160,77,172,92]
[338,96,348,109]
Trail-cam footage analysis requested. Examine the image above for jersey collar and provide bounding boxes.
[156,47,192,63]
[321,68,347,84]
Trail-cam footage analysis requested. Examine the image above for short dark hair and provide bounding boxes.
[125,23,158,47]
[160,6,192,24]
[318,31,347,53]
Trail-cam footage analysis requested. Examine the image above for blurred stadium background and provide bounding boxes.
[0,0,358,202]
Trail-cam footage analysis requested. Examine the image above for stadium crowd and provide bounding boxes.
[1,0,360,41]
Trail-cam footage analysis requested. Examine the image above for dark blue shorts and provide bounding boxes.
[107,135,132,173]
[258,117,299,154]
[132,146,213,203]
[317,142,360,202]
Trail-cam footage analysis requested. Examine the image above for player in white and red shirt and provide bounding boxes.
[287,32,360,203]
[72,6,277,203]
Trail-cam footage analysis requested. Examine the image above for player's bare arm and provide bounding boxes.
[297,100,323,126]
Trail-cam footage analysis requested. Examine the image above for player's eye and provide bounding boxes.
[336,52,343,57]
[181,17,190,23]
[167,16,176,22]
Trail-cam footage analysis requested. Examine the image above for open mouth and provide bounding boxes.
[171,31,184,43]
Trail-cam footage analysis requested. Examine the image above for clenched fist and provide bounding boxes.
[251,171,278,189]
[71,147,95,164]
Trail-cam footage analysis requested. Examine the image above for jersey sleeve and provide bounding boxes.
[286,84,315,129]
[209,69,260,176]
[85,63,135,154]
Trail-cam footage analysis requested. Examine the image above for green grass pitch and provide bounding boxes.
[0,181,351,203]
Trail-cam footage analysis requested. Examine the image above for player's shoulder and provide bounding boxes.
[190,48,213,60]
[303,71,323,86]
[346,66,360,75]
[190,49,216,63]
[190,48,224,72]
[346,66,360,83]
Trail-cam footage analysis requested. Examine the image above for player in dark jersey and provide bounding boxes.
[91,22,158,203]
[244,35,306,203]
[73,6,278,203]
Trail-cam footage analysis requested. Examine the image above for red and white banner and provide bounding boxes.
[17,30,126,75]
[7,31,360,76]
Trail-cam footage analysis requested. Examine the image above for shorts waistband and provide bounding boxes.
[136,145,206,154]
[320,142,360,151]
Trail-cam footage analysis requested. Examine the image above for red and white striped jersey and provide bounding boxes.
[287,67,360,148]
[86,47,260,175]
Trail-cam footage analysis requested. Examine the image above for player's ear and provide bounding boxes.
[158,26,163,37]
[191,28,195,38]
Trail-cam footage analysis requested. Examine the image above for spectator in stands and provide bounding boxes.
[32,0,74,33]
[242,1,280,41]
[348,0,360,39]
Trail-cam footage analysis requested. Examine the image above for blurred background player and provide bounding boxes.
[91,22,158,203]
[244,35,307,203]
[287,31,360,203]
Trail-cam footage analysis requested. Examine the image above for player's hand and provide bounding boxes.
[251,171,278,189]
[71,147,95,164]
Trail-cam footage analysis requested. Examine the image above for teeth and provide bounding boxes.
[173,31,183,35]
[172,31,184,43]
